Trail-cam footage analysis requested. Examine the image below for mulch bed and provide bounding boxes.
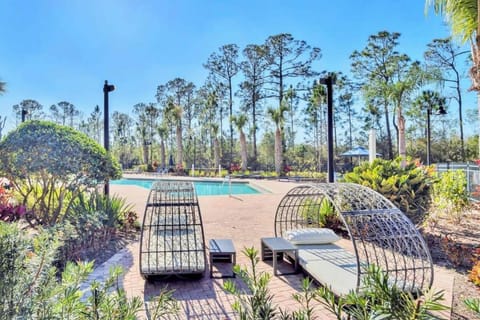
[422,207,480,319]
[79,230,139,268]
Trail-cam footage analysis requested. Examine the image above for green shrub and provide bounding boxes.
[224,247,278,319]
[69,190,134,229]
[464,298,480,316]
[260,171,278,178]
[430,170,470,223]
[56,191,137,265]
[135,164,147,172]
[225,247,324,319]
[343,158,435,224]
[146,287,181,319]
[0,121,121,226]
[0,221,177,319]
[220,169,229,177]
[287,171,327,181]
[299,198,341,230]
[84,265,143,319]
[285,278,318,320]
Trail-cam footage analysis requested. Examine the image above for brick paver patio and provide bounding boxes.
[96,176,455,319]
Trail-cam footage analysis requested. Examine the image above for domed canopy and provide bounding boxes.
[275,183,433,293]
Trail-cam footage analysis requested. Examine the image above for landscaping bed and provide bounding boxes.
[78,230,139,269]
[422,206,480,319]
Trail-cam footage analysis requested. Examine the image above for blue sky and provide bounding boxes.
[0,0,475,134]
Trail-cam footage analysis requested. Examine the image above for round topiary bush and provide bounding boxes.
[0,120,122,225]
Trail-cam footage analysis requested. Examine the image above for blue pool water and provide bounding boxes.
[110,179,260,196]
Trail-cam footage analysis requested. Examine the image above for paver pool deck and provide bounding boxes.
[103,175,455,319]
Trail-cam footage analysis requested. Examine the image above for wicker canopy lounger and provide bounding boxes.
[140,181,206,279]
[274,183,433,296]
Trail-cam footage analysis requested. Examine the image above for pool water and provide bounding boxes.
[110,179,260,196]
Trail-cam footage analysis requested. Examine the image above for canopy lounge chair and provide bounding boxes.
[274,183,433,296]
[140,180,206,279]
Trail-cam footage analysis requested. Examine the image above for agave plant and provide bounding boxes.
[69,190,134,229]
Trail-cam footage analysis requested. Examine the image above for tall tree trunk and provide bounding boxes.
[252,95,257,168]
[142,144,148,164]
[214,137,220,172]
[160,139,166,169]
[278,56,284,108]
[398,108,406,167]
[219,110,224,163]
[334,114,337,151]
[176,124,183,169]
[392,111,399,158]
[275,128,283,175]
[315,115,320,171]
[229,77,234,164]
[240,130,247,172]
[289,100,295,149]
[348,107,353,149]
[384,101,393,160]
[452,68,466,161]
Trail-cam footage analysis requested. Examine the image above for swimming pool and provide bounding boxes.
[110,179,261,196]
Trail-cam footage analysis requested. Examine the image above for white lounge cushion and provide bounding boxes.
[285,228,341,245]
[288,243,358,296]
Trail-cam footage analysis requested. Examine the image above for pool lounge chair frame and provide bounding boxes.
[274,183,433,296]
[140,181,206,278]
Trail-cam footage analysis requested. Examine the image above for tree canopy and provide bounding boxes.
[6,31,479,174]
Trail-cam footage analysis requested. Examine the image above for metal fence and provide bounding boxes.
[435,162,480,201]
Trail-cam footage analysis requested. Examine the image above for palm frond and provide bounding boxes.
[426,0,477,43]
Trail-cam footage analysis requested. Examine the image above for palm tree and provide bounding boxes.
[267,103,288,176]
[231,114,248,172]
[0,80,5,94]
[388,61,426,165]
[426,0,480,156]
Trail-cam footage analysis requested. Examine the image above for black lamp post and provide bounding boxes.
[426,105,447,166]
[319,74,336,183]
[103,80,115,196]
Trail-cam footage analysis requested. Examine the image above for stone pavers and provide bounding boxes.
[108,177,454,319]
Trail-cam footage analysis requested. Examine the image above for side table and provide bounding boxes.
[261,237,298,276]
[209,239,236,278]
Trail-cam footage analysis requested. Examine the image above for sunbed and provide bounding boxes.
[274,183,433,296]
[139,181,206,279]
